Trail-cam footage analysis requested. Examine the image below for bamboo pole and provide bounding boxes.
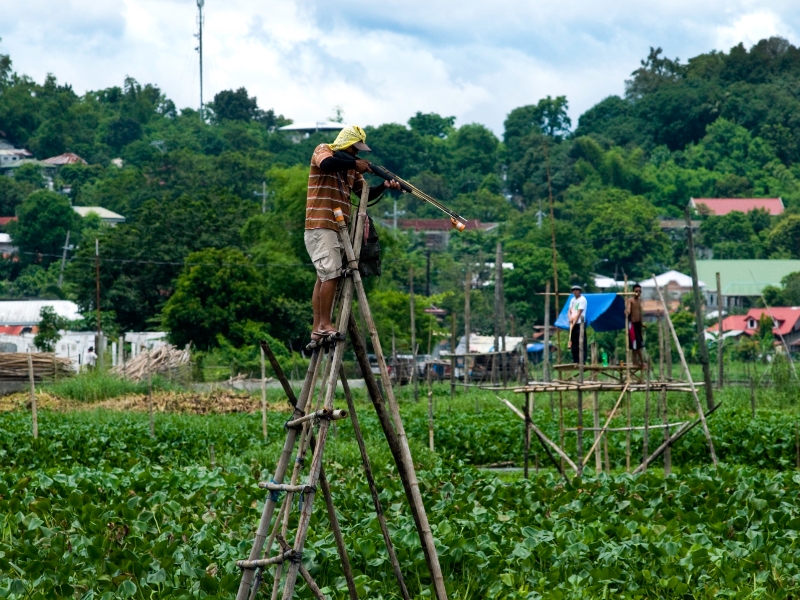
[261,346,267,442]
[643,365,651,471]
[450,312,456,399]
[147,350,154,438]
[661,378,671,475]
[428,366,434,452]
[686,209,714,410]
[716,272,724,389]
[236,350,321,600]
[591,344,601,473]
[523,392,531,478]
[624,277,631,472]
[496,395,577,473]
[350,269,448,597]
[582,383,629,467]
[27,351,37,439]
[633,402,722,474]
[339,370,410,600]
[658,313,665,380]
[543,140,562,363]
[577,320,585,477]
[653,274,718,467]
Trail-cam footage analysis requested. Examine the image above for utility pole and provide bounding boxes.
[385,199,405,231]
[410,267,418,402]
[95,238,102,369]
[685,208,714,411]
[425,249,431,297]
[463,262,471,391]
[195,0,205,119]
[58,230,70,289]
[254,181,268,213]
[95,239,101,334]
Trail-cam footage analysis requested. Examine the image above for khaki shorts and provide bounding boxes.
[305,228,343,282]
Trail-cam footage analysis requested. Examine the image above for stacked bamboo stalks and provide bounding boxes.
[112,344,190,381]
[0,353,72,380]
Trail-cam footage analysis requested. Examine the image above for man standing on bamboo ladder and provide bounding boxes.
[304,125,401,345]
[626,283,645,366]
[568,285,587,364]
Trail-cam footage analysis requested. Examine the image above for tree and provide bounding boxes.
[210,88,258,122]
[8,190,77,267]
[104,117,142,152]
[162,248,273,350]
[768,215,800,258]
[34,305,69,352]
[504,96,571,146]
[625,47,686,99]
[408,112,455,138]
[13,163,45,188]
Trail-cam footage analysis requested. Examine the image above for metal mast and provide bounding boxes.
[196,0,205,118]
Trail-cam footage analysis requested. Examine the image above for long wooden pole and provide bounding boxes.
[260,346,267,442]
[685,209,714,410]
[463,262,471,391]
[340,370,411,600]
[577,320,585,477]
[450,311,456,399]
[147,350,154,438]
[28,351,37,439]
[591,344,601,472]
[543,140,562,362]
[350,270,448,598]
[716,272,724,389]
[643,365,651,471]
[653,274,718,467]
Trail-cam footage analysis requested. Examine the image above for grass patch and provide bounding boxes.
[42,370,183,402]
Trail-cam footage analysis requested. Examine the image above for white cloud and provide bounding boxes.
[0,0,798,136]
[715,10,796,50]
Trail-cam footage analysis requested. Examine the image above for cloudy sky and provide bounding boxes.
[1,1,798,134]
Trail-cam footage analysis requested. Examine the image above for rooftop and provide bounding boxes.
[277,121,346,133]
[72,206,126,223]
[42,152,87,166]
[710,307,800,337]
[690,197,784,216]
[0,300,81,326]
[696,260,800,297]
[639,269,704,289]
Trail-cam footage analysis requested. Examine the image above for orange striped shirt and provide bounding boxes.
[305,144,364,231]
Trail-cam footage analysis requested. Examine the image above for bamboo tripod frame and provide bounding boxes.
[494,283,720,478]
[235,187,447,600]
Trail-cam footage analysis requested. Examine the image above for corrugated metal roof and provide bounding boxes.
[690,197,784,216]
[72,206,126,222]
[0,300,82,326]
[42,152,87,166]
[639,270,704,289]
[696,260,800,297]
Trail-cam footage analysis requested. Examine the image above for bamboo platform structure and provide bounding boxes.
[496,277,719,479]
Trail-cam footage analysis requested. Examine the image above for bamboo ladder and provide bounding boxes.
[235,185,448,600]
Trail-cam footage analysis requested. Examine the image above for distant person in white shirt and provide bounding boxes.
[568,285,587,364]
[85,346,98,371]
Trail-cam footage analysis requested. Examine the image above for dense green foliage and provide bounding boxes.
[3,37,800,352]
[2,386,800,598]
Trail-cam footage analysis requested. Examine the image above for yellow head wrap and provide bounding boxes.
[328,125,367,151]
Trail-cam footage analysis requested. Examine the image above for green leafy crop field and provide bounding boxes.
[2,386,800,599]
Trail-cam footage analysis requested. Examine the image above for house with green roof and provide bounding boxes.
[696,260,800,310]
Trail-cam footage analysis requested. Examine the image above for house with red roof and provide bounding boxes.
[708,307,800,349]
[689,197,784,216]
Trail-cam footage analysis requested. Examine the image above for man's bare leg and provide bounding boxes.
[311,277,322,334]
[317,277,340,333]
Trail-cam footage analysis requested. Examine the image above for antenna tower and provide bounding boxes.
[195,0,205,119]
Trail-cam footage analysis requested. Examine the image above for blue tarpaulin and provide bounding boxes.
[554,293,625,332]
